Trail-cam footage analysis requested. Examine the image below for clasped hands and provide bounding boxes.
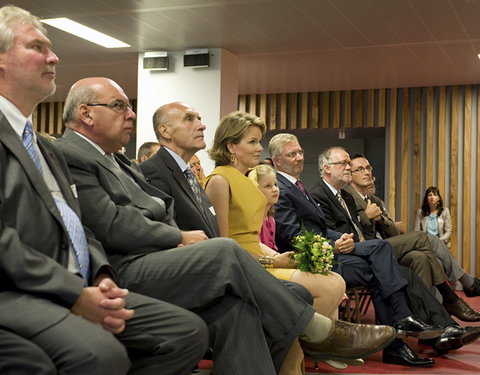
[71,277,134,334]
[335,233,355,254]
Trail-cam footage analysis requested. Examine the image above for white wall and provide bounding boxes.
[136,48,238,174]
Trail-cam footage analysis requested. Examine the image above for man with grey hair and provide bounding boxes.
[269,133,448,367]
[0,5,209,374]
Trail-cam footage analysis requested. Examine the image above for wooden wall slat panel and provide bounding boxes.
[311,92,319,129]
[387,88,397,218]
[322,92,329,129]
[413,88,422,214]
[477,90,480,275]
[345,90,352,128]
[280,94,287,130]
[333,91,340,128]
[425,87,434,186]
[301,93,308,129]
[355,90,363,128]
[438,87,447,198]
[463,86,472,271]
[450,86,459,259]
[378,89,385,127]
[401,89,410,230]
[367,89,374,127]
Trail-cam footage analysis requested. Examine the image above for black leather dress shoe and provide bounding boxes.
[420,324,480,354]
[300,320,396,361]
[464,278,480,298]
[393,315,444,339]
[444,298,480,321]
[382,343,434,367]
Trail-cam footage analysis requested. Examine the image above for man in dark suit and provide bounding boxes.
[0,6,209,374]
[269,133,447,367]
[139,102,219,238]
[309,146,480,353]
[55,77,398,374]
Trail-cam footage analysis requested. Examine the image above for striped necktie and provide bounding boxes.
[336,191,365,242]
[21,121,90,283]
[184,167,204,208]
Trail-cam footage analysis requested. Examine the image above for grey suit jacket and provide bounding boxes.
[0,113,112,336]
[55,129,183,268]
[140,147,219,238]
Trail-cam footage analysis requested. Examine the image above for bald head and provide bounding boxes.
[152,101,206,162]
[63,77,136,153]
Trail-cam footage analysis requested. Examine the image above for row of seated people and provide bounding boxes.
[1,6,402,373]
[138,107,480,370]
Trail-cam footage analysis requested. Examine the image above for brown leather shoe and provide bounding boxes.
[444,298,480,322]
[300,320,396,361]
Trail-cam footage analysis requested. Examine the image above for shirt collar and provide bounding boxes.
[277,171,298,185]
[163,146,189,172]
[0,95,34,139]
[72,130,107,156]
[322,178,340,196]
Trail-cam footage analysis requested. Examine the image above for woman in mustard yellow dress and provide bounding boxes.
[205,111,345,317]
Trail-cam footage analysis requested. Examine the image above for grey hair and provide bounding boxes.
[268,133,298,159]
[62,84,98,124]
[318,146,346,176]
[0,6,46,52]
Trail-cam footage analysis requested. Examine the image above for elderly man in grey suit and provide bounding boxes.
[139,102,219,238]
[55,76,397,374]
[0,5,210,374]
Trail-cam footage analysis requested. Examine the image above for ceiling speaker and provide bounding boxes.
[143,51,169,71]
[184,49,210,68]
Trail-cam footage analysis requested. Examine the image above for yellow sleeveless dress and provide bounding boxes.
[207,166,295,280]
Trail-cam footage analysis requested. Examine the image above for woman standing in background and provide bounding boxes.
[414,186,452,248]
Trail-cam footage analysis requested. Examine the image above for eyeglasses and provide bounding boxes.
[351,165,373,173]
[284,149,304,158]
[328,160,352,167]
[86,100,133,113]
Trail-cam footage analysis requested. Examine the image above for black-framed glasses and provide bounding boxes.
[328,160,351,167]
[352,165,373,173]
[284,149,304,158]
[86,100,133,113]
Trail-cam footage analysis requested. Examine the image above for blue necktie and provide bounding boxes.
[21,122,90,283]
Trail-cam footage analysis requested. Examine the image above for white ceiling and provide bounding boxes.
[9,0,480,102]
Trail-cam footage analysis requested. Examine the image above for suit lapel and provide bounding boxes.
[160,148,217,234]
[0,115,67,225]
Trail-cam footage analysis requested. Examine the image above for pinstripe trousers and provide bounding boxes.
[110,237,316,375]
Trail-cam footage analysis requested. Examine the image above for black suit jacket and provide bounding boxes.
[0,112,113,336]
[274,173,341,253]
[140,147,219,238]
[309,179,363,242]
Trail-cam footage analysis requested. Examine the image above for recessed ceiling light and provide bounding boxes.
[478,53,480,60]
[41,18,130,48]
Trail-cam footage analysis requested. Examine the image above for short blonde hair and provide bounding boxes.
[268,133,298,159]
[208,111,266,166]
[0,6,46,52]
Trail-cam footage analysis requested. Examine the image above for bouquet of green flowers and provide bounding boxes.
[291,226,335,275]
